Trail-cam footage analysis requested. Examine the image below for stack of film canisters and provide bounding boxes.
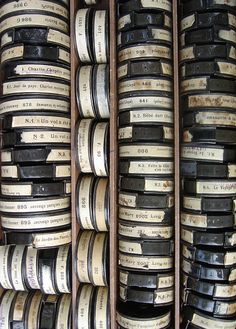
[0,0,72,312]
[0,289,72,329]
[180,1,236,328]
[117,0,174,327]
[74,4,110,329]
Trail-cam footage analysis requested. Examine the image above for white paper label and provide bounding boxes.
[1,212,71,230]
[0,291,16,329]
[118,45,172,62]
[92,122,108,176]
[119,78,172,93]
[192,313,236,329]
[117,311,171,329]
[152,28,172,42]
[77,231,93,283]
[41,264,56,294]
[95,178,108,232]
[77,119,93,172]
[182,146,224,161]
[140,0,171,11]
[119,145,173,158]
[78,66,94,117]
[188,94,236,109]
[95,64,109,118]
[56,294,71,329]
[181,14,195,31]
[119,193,136,207]
[195,111,236,127]
[154,289,174,304]
[78,176,94,229]
[91,233,107,286]
[13,292,28,321]
[118,14,131,30]
[47,29,70,48]
[1,45,24,63]
[27,291,42,329]
[94,11,107,63]
[14,64,70,80]
[129,109,173,124]
[183,196,201,211]
[219,29,236,43]
[119,223,173,239]
[75,9,91,62]
[119,206,168,223]
[11,245,25,291]
[127,160,173,175]
[95,287,108,329]
[119,240,142,254]
[145,178,173,192]
[181,77,207,92]
[1,165,18,178]
[196,180,236,195]
[119,96,173,110]
[0,246,13,289]
[0,1,69,19]
[77,285,94,329]
[181,212,207,228]
[180,46,195,61]
[55,165,71,177]
[56,245,70,293]
[25,247,40,289]
[3,80,70,97]
[33,229,71,248]
[0,14,68,34]
[119,253,173,270]
[0,98,70,115]
[218,61,236,77]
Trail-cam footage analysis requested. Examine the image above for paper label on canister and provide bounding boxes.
[180,46,195,61]
[1,45,24,63]
[192,313,236,329]
[1,212,71,230]
[96,64,109,118]
[154,289,174,304]
[0,246,13,289]
[56,294,71,329]
[181,14,195,31]
[219,29,236,43]
[0,291,16,329]
[130,109,173,124]
[76,9,90,62]
[13,292,28,321]
[213,0,235,5]
[27,291,42,329]
[140,0,171,11]
[119,96,173,110]
[196,181,236,194]
[218,61,236,77]
[77,285,94,329]
[158,275,174,289]
[56,245,70,293]
[78,176,94,229]
[20,131,70,144]
[181,212,207,228]
[225,252,236,266]
[119,240,142,254]
[11,245,25,290]
[14,64,70,80]
[183,196,201,211]
[119,78,172,93]
[119,253,173,270]
[77,119,92,172]
[119,223,173,239]
[91,233,107,286]
[128,160,173,175]
[25,247,40,289]
[11,115,71,129]
[95,178,108,232]
[118,14,131,30]
[0,196,70,213]
[3,80,70,97]
[188,94,236,109]
[1,151,11,162]
[181,77,207,92]
[0,14,68,34]
[55,165,71,177]
[117,311,171,329]
[47,29,70,48]
[182,146,224,161]
[95,287,108,329]
[119,206,168,223]
[33,229,71,248]
[92,122,108,176]
[145,178,173,192]
[229,46,236,60]
[0,98,70,114]
[195,111,236,126]
[1,165,18,178]
[152,28,172,42]
[78,66,94,117]
[59,48,70,63]
[215,284,236,299]
[119,145,173,158]
[0,1,69,19]
[77,231,93,283]
[94,11,107,63]
[118,45,172,62]
[47,149,71,162]
[119,193,136,207]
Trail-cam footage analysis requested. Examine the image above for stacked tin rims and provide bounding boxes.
[116,0,174,327]
[180,1,236,328]
[74,4,110,329]
[0,0,72,326]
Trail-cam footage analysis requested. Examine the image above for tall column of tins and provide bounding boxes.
[0,0,72,327]
[179,1,236,328]
[73,1,111,328]
[116,0,175,327]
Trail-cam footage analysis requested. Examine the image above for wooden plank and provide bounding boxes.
[173,0,180,328]
[70,1,79,328]
[109,0,118,327]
